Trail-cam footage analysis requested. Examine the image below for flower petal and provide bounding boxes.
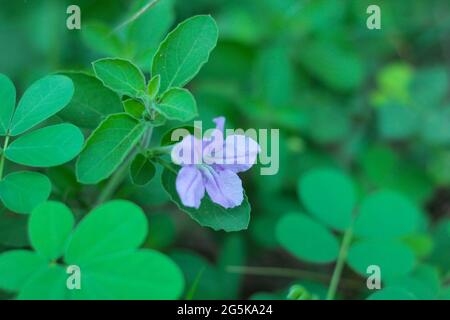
[214,134,260,172]
[176,165,205,208]
[202,128,225,165]
[171,134,203,165]
[213,116,225,134]
[201,167,244,209]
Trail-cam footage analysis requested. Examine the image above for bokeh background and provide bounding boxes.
[0,0,449,299]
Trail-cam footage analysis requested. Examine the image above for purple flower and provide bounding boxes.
[171,117,260,209]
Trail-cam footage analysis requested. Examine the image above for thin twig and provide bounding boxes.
[111,0,161,35]
[326,224,354,300]
[226,265,361,289]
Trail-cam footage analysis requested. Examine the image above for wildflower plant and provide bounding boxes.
[0,0,449,302]
[0,8,259,299]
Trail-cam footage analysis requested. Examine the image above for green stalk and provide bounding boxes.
[94,155,133,207]
[0,135,10,179]
[94,125,153,207]
[226,265,361,288]
[326,224,354,300]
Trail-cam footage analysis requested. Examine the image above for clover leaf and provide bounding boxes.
[0,200,184,299]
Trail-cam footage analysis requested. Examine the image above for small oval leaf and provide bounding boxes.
[156,87,197,121]
[93,58,146,98]
[276,213,339,264]
[9,75,74,136]
[5,123,84,167]
[0,171,51,214]
[129,154,155,186]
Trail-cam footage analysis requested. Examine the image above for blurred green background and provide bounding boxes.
[0,0,449,299]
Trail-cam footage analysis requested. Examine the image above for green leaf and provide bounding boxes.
[411,67,448,108]
[386,265,441,300]
[147,75,161,99]
[253,44,293,106]
[125,0,175,68]
[123,99,145,119]
[354,190,421,239]
[371,63,412,106]
[59,72,124,128]
[421,106,450,146]
[9,75,74,136]
[429,219,450,271]
[276,213,339,264]
[81,22,123,57]
[403,233,434,258]
[367,287,417,300]
[170,250,222,299]
[160,125,194,146]
[440,287,450,300]
[17,264,68,300]
[156,87,197,121]
[0,250,46,291]
[348,240,416,280]
[0,73,15,136]
[152,15,218,93]
[47,166,80,199]
[64,200,147,265]
[145,213,176,249]
[0,171,51,214]
[306,104,350,144]
[76,113,146,184]
[298,39,364,92]
[71,250,184,300]
[217,235,246,299]
[5,123,84,167]
[129,153,155,186]
[298,168,355,231]
[0,209,29,247]
[161,168,250,232]
[29,201,74,261]
[92,58,146,98]
[377,102,418,140]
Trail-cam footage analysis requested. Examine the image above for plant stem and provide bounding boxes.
[94,126,153,207]
[111,0,161,34]
[146,144,173,157]
[326,225,354,300]
[94,155,132,207]
[227,265,361,288]
[0,135,10,179]
[153,157,177,174]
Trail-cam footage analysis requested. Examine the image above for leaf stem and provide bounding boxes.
[154,157,177,174]
[0,135,10,180]
[146,144,173,157]
[326,224,354,300]
[94,155,132,207]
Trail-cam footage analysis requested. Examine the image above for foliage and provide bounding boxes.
[0,0,449,300]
